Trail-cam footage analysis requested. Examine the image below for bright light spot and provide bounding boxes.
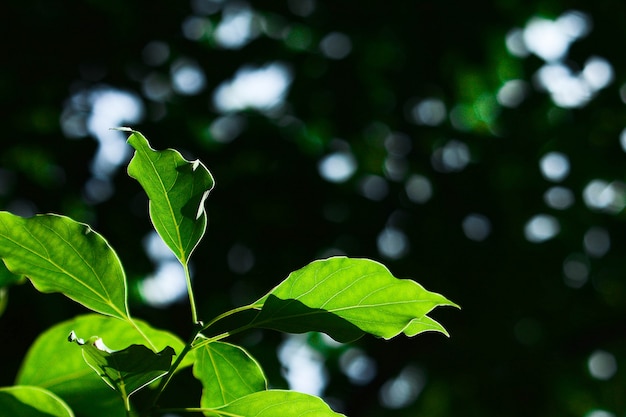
[410,98,446,126]
[497,80,529,108]
[182,16,212,41]
[227,243,255,274]
[318,152,357,183]
[288,0,315,17]
[319,32,352,60]
[431,140,470,173]
[535,63,593,108]
[171,59,206,95]
[139,261,187,308]
[214,5,258,49]
[61,87,144,198]
[557,10,592,39]
[539,152,570,182]
[533,59,612,108]
[213,62,292,113]
[563,253,589,288]
[142,41,170,66]
[583,180,626,213]
[209,114,246,143]
[505,28,529,57]
[140,232,187,307]
[584,227,610,258]
[585,410,616,417]
[582,56,614,90]
[588,350,617,380]
[544,186,574,209]
[523,17,572,62]
[278,334,328,396]
[462,213,492,242]
[143,231,176,262]
[524,214,560,243]
[379,365,426,409]
[359,175,388,201]
[339,348,377,385]
[523,11,590,63]
[405,174,432,204]
[377,227,409,260]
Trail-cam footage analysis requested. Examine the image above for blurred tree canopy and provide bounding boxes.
[1,1,625,416]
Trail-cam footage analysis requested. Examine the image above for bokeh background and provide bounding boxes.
[1,1,625,416]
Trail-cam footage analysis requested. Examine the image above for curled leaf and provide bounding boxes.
[126,129,215,266]
[69,332,175,407]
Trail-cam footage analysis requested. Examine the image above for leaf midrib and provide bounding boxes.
[137,141,186,264]
[0,219,124,317]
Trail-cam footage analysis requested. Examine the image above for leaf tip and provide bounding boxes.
[110,126,134,132]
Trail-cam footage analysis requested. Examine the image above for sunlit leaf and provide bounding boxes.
[0,212,129,320]
[126,129,215,265]
[252,257,459,342]
[193,341,267,408]
[0,386,74,417]
[69,332,175,407]
[17,314,190,417]
[204,390,345,417]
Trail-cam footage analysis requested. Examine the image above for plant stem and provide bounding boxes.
[199,303,259,333]
[145,304,259,415]
[183,263,199,325]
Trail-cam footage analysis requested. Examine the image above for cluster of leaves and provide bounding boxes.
[0,130,458,417]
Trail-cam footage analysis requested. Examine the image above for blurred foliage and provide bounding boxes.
[2,0,626,416]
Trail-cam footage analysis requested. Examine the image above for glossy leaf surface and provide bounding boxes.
[0,212,129,319]
[0,386,74,417]
[70,333,175,405]
[126,129,214,265]
[252,257,459,342]
[204,390,345,416]
[17,314,188,417]
[193,341,267,408]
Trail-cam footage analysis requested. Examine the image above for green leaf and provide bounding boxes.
[0,259,23,287]
[193,341,267,408]
[252,257,459,343]
[17,314,190,417]
[69,332,175,407]
[0,386,74,417]
[204,390,345,417]
[0,212,129,320]
[126,129,215,265]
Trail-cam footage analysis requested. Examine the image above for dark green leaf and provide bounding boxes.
[203,390,345,417]
[69,332,175,404]
[193,341,267,408]
[0,259,23,287]
[0,386,74,417]
[252,257,459,342]
[0,212,129,319]
[126,129,215,265]
[17,314,189,417]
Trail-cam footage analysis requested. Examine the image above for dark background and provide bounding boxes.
[1,1,625,416]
